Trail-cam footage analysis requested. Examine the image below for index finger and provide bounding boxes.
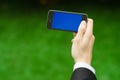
[84,19,93,38]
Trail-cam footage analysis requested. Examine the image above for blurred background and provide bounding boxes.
[0,0,120,80]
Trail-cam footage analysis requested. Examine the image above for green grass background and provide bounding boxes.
[0,5,120,80]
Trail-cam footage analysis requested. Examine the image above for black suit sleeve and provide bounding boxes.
[71,68,97,80]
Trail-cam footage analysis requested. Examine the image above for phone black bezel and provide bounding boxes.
[47,10,88,32]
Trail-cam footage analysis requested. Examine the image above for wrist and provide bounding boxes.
[74,58,91,65]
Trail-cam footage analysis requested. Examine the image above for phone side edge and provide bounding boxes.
[49,10,88,16]
[47,10,54,29]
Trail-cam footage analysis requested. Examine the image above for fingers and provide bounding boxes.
[75,21,87,39]
[84,19,93,39]
[72,19,94,44]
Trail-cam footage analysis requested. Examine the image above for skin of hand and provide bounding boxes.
[71,19,95,65]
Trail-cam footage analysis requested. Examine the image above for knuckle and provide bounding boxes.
[73,38,80,43]
[80,27,86,33]
[87,33,92,38]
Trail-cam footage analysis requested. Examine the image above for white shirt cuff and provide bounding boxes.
[73,62,95,74]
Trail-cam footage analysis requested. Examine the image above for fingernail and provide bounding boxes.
[81,21,86,24]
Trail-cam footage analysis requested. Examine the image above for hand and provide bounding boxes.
[71,19,95,65]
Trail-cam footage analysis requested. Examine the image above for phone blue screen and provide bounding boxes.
[52,11,83,32]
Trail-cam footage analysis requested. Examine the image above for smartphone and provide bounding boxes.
[47,10,88,32]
